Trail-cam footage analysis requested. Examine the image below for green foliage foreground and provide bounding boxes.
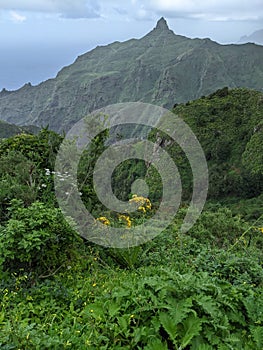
[0,90,263,349]
[1,206,263,349]
[1,232,263,349]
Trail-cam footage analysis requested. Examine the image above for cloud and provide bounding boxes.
[135,7,155,21]
[113,7,128,15]
[1,0,263,23]
[10,10,26,23]
[0,0,101,19]
[135,0,263,21]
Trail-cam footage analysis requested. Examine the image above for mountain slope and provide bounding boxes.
[172,87,263,198]
[0,119,39,139]
[108,87,263,205]
[239,29,263,45]
[0,18,263,132]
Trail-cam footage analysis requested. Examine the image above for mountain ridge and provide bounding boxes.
[0,119,39,138]
[239,29,263,45]
[0,18,263,132]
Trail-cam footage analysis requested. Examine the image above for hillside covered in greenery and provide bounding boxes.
[0,87,262,348]
[0,120,39,139]
[173,87,263,199]
[112,88,263,212]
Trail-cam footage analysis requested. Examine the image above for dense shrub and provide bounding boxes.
[0,200,81,275]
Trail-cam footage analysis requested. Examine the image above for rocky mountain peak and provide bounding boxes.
[155,17,169,31]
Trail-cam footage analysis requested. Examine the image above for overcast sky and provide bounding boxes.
[0,0,263,90]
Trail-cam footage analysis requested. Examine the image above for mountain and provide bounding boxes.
[0,119,39,139]
[239,29,263,45]
[0,17,263,132]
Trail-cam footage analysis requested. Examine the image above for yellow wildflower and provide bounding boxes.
[96,216,110,226]
[126,218,132,228]
[118,214,132,228]
[129,194,152,213]
[145,198,152,209]
[138,206,146,213]
[259,227,263,234]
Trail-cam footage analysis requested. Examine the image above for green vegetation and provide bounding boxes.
[111,88,263,204]
[0,88,263,348]
[173,87,263,200]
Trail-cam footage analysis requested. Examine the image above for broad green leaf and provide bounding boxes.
[180,315,203,348]
[144,339,168,350]
[159,312,178,343]
[169,297,193,324]
[107,301,121,318]
[194,295,218,318]
[117,316,128,332]
[251,326,263,348]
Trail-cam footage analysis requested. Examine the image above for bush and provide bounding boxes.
[187,207,249,247]
[0,199,81,275]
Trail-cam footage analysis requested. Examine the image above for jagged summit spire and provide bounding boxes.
[155,17,169,31]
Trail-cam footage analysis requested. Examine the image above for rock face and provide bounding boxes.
[0,18,263,132]
[155,17,169,30]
